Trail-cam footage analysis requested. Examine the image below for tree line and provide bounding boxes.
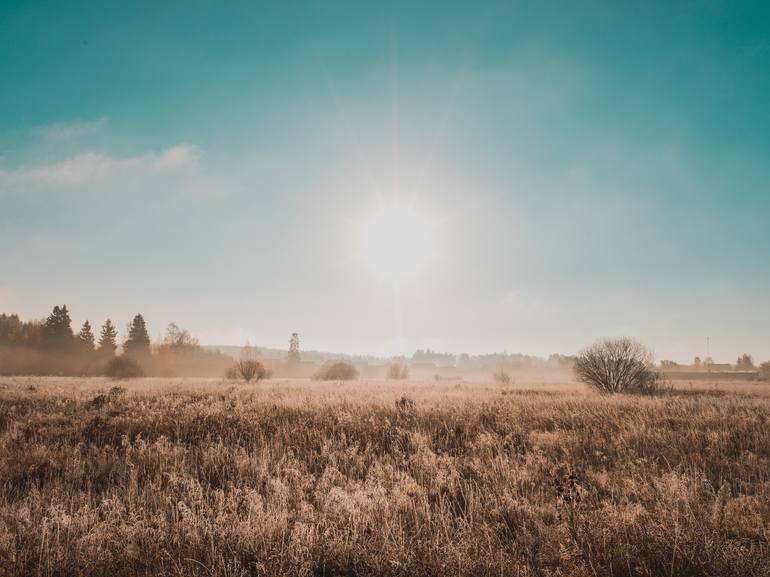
[0,306,149,357]
[0,305,231,377]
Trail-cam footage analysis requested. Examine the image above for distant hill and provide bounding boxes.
[202,345,388,364]
[202,346,577,372]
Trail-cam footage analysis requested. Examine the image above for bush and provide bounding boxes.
[104,355,144,380]
[108,386,127,400]
[227,359,269,383]
[314,361,358,381]
[387,362,409,380]
[574,337,665,395]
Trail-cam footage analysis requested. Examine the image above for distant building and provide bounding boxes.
[706,363,733,371]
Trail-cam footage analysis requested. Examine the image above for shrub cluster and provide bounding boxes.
[104,355,144,380]
[314,360,358,380]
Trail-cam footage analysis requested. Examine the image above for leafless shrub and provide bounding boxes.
[229,359,268,383]
[105,355,143,380]
[574,337,666,395]
[387,362,409,380]
[314,360,358,381]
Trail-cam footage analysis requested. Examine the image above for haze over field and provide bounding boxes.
[2,1,769,362]
[4,4,770,576]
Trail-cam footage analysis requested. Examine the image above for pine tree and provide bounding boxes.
[98,319,118,356]
[43,304,74,350]
[288,332,300,364]
[78,320,95,352]
[124,314,151,356]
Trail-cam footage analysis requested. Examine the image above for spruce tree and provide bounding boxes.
[124,314,151,356]
[288,332,300,364]
[43,304,74,350]
[98,319,118,356]
[78,320,96,352]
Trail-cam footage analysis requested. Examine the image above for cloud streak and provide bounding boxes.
[32,117,108,142]
[0,144,201,188]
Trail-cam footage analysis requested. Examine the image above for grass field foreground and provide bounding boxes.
[0,377,768,576]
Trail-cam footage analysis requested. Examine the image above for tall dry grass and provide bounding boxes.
[0,377,768,576]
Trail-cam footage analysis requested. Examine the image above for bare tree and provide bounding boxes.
[163,322,199,350]
[574,337,664,395]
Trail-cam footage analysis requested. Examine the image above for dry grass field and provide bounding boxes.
[1,377,769,577]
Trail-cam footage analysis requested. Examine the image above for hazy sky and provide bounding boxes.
[2,1,769,362]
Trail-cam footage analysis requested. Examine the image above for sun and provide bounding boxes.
[358,204,435,283]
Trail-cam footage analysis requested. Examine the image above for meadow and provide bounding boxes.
[0,377,768,577]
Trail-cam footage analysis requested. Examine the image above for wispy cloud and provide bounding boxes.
[0,144,201,188]
[151,144,201,170]
[32,117,108,142]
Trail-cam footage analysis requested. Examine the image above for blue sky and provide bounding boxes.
[1,1,769,361]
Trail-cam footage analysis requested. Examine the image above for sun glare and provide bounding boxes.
[358,204,435,283]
